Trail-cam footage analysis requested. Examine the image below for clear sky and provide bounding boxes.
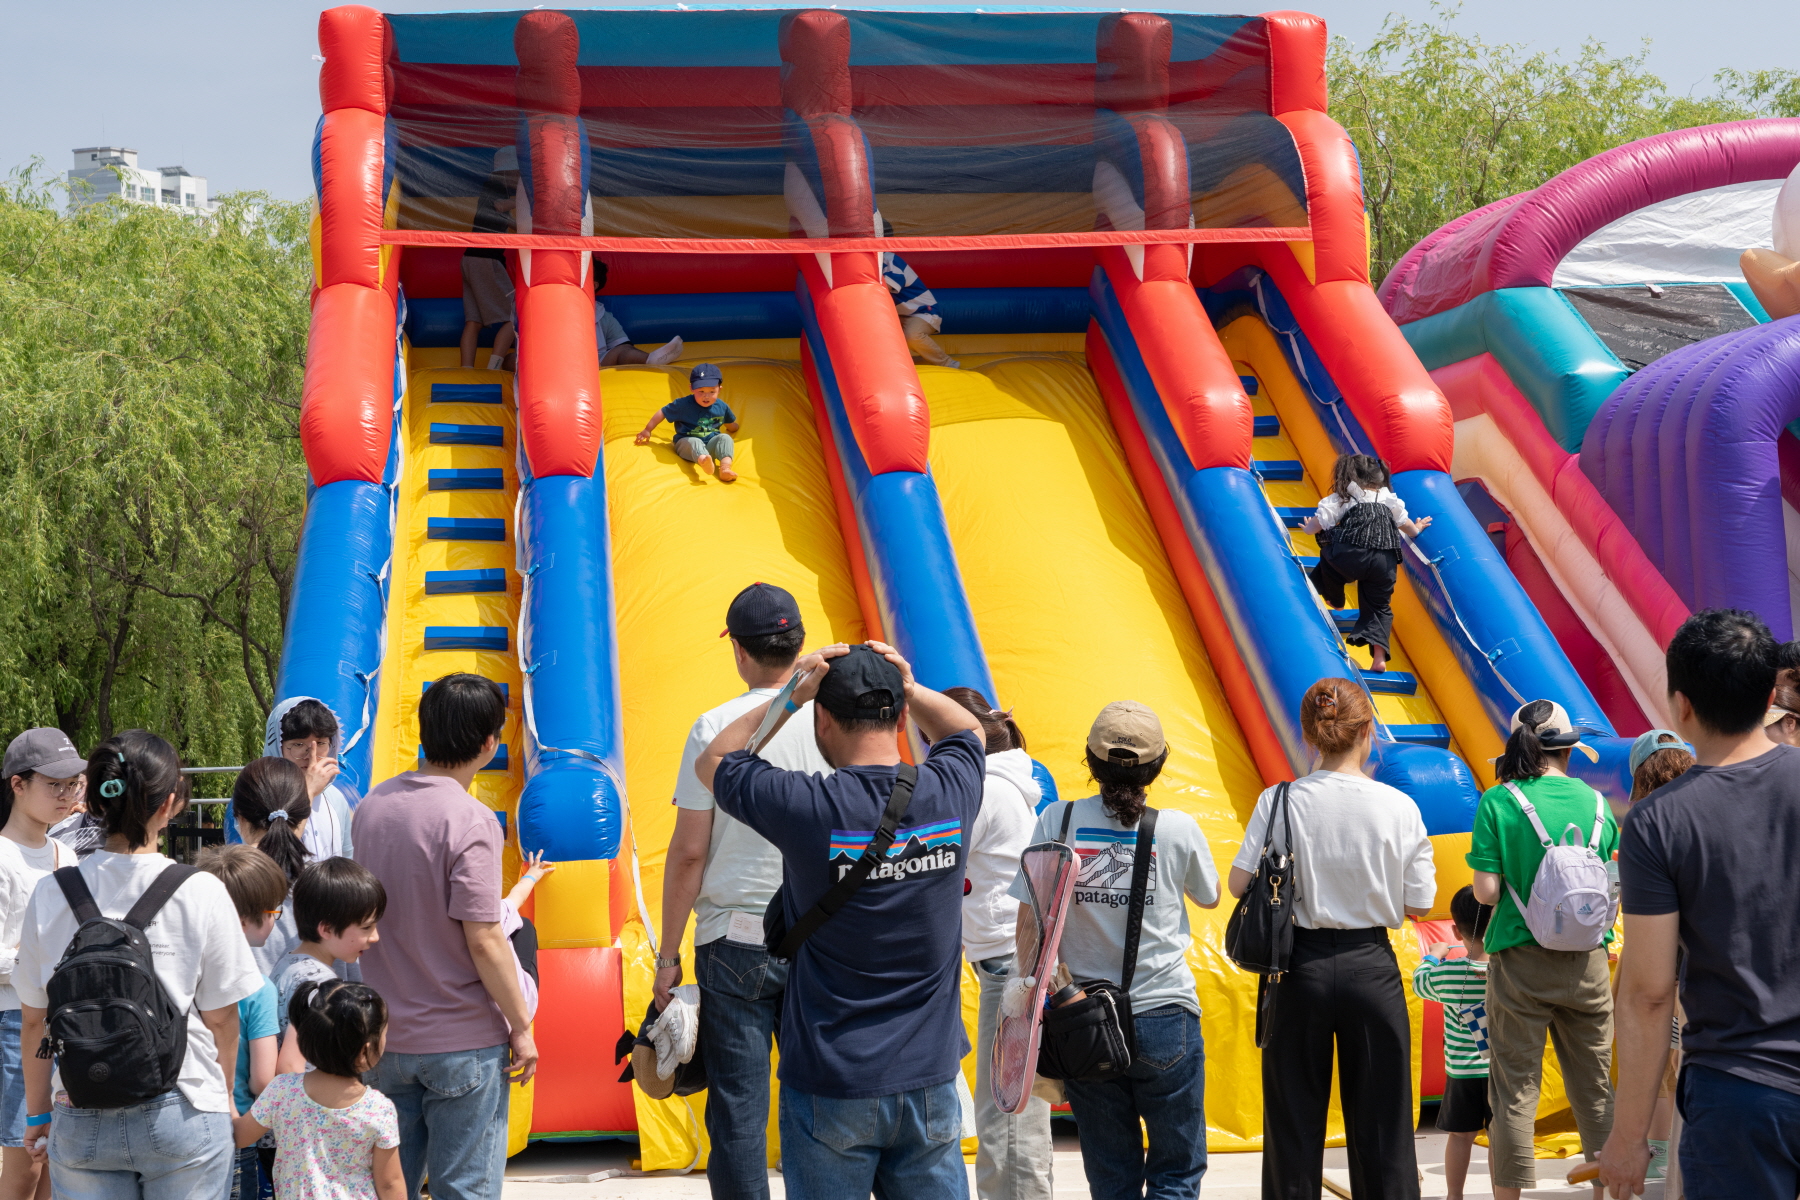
[5,0,1794,201]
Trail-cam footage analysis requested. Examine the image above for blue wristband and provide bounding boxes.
[25,1112,50,1127]
[783,698,799,714]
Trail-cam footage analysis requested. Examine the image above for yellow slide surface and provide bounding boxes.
[922,336,1277,1150]
[600,344,867,1169]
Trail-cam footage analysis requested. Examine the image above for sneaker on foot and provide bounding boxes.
[646,336,684,366]
[696,455,714,476]
[944,358,963,369]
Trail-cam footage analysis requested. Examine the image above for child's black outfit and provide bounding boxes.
[1309,487,1407,654]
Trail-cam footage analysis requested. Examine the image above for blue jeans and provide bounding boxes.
[1679,1063,1800,1198]
[228,1145,266,1200]
[48,1089,233,1200]
[1064,1006,1207,1200]
[371,1043,509,1200]
[695,937,787,1200]
[0,1008,24,1147]
[779,1081,968,1200]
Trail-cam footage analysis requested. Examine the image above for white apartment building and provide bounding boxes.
[68,147,217,212]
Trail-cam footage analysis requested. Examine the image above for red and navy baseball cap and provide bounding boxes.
[721,582,803,640]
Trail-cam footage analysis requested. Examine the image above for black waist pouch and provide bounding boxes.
[1036,981,1133,1082]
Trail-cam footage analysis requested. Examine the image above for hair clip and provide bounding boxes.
[266,810,290,823]
[99,780,124,799]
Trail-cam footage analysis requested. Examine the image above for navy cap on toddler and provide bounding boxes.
[689,363,723,388]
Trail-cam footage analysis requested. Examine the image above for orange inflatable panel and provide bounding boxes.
[532,946,636,1135]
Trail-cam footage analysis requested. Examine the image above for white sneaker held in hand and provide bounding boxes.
[649,984,701,1079]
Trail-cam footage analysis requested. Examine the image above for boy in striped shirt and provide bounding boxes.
[1413,885,1493,1200]
[880,221,961,370]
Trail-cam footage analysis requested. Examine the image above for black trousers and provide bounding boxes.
[1310,544,1401,653]
[1261,927,1418,1200]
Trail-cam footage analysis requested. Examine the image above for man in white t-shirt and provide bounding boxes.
[654,583,832,1200]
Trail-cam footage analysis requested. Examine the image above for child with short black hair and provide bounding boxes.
[235,979,402,1199]
[1411,885,1493,1200]
[197,844,289,1200]
[633,363,740,481]
[1300,453,1433,672]
[274,858,387,1074]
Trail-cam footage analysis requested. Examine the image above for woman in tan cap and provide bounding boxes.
[1007,700,1221,1198]
[1228,678,1435,1199]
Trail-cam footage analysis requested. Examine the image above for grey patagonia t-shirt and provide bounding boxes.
[1009,796,1220,1016]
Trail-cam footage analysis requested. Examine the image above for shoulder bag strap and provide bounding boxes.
[1588,786,1607,851]
[52,867,101,925]
[1058,800,1074,845]
[775,764,917,960]
[1502,781,1557,847]
[1118,808,1159,998]
[123,864,199,931]
[1268,781,1292,859]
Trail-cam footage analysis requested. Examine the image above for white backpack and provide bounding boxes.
[1502,781,1616,952]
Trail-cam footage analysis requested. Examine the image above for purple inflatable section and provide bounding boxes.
[1381,120,1800,324]
[1580,316,1800,639]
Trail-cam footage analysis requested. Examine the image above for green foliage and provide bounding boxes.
[1328,7,1797,284]
[0,167,311,787]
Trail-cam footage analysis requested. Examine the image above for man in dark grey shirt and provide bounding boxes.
[1601,609,1800,1198]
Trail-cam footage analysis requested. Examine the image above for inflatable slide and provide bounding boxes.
[1383,121,1800,731]
[285,2,1632,1162]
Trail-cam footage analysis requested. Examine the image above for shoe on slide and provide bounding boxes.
[646,336,684,366]
[944,358,963,369]
[696,455,715,476]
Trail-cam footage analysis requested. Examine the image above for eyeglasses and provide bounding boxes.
[41,779,84,799]
[265,908,284,920]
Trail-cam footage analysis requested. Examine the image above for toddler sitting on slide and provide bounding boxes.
[1300,453,1431,673]
[634,363,740,482]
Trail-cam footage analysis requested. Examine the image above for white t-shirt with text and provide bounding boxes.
[1233,769,1436,930]
[673,689,834,946]
[1010,797,1220,1016]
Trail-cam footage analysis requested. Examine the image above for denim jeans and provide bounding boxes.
[228,1144,266,1200]
[371,1042,509,1200]
[1065,1005,1207,1200]
[48,1088,233,1200]
[973,956,1053,1200]
[779,1081,968,1200]
[694,937,786,1200]
[1678,1063,1800,1198]
[0,1008,24,1147]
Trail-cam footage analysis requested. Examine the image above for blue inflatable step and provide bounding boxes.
[1361,670,1418,696]
[430,422,505,447]
[1388,724,1451,749]
[1254,459,1304,481]
[424,568,507,595]
[422,679,510,706]
[419,744,510,772]
[1331,608,1359,630]
[1276,506,1313,528]
[1252,415,1280,438]
[1239,375,1259,395]
[430,383,503,406]
[427,517,505,542]
[429,468,505,492]
[423,625,508,652]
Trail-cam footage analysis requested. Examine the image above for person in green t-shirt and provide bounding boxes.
[1467,700,1616,1200]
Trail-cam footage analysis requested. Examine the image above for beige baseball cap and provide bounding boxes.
[1509,699,1600,762]
[1087,701,1166,766]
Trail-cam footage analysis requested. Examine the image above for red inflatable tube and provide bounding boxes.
[799,253,930,476]
[1088,326,1291,786]
[1273,109,1367,286]
[515,283,602,478]
[315,108,390,293]
[1505,525,1652,735]
[1100,246,1253,470]
[302,284,396,485]
[800,338,887,645]
[781,8,852,116]
[317,6,391,116]
[1261,11,1328,113]
[1097,12,1173,111]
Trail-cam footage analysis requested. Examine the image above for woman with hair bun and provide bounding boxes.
[231,757,313,975]
[1227,677,1436,1199]
[15,729,261,1197]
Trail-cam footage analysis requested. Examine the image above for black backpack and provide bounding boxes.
[38,865,196,1109]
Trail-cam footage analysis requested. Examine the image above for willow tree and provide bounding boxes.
[0,169,312,779]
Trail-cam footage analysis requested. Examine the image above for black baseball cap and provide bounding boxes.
[721,582,803,640]
[815,645,906,722]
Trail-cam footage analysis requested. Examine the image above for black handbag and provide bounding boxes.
[1036,807,1157,1083]
[1224,781,1296,1048]
[764,763,917,960]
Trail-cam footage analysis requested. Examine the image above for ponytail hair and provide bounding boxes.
[1300,678,1374,755]
[233,757,312,884]
[1497,698,1564,782]
[941,686,1027,755]
[1086,749,1166,826]
[85,730,182,850]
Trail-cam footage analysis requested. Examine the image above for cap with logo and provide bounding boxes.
[720,582,803,641]
[689,363,723,389]
[1509,699,1601,762]
[1627,728,1688,777]
[3,728,87,781]
[1087,701,1165,766]
[815,645,906,722]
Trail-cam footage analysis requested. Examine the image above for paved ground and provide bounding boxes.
[502,1122,1666,1198]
